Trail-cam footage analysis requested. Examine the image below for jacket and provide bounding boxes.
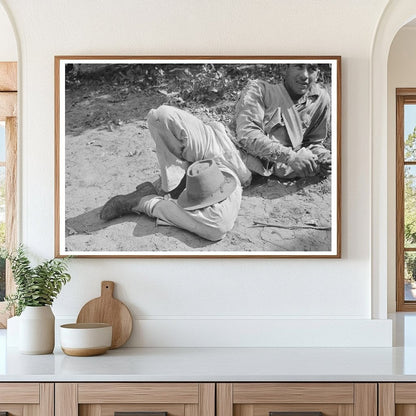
[229,79,331,175]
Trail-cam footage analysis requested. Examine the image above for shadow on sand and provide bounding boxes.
[65,206,216,250]
[65,207,138,236]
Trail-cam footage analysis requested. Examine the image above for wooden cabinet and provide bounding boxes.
[0,383,53,416]
[217,383,377,416]
[55,383,215,416]
[0,381,410,416]
[379,383,416,416]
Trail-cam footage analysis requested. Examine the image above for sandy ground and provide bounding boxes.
[64,87,333,254]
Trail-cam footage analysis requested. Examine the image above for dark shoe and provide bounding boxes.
[100,182,157,221]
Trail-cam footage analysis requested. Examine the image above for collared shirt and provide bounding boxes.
[228,80,330,174]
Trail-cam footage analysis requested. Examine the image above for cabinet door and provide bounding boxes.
[379,383,416,416]
[217,383,377,416]
[55,383,215,416]
[0,383,53,416]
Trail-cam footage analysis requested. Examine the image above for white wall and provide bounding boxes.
[387,26,416,312]
[0,3,16,61]
[0,0,393,347]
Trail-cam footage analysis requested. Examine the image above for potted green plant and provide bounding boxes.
[4,246,71,354]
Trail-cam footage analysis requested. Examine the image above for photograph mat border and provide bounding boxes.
[55,56,341,258]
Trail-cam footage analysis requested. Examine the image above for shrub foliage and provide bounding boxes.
[4,246,71,315]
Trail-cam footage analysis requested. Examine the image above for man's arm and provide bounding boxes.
[304,92,332,176]
[234,80,317,176]
[234,80,293,164]
[304,90,331,152]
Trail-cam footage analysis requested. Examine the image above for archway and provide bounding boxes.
[371,0,416,319]
[0,1,17,62]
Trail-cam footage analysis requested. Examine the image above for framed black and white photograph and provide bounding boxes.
[55,56,341,258]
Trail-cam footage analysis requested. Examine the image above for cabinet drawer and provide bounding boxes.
[78,383,200,404]
[217,383,376,416]
[56,383,215,416]
[0,383,39,403]
[0,383,53,415]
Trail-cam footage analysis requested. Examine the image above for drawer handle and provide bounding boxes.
[115,412,168,416]
[270,413,323,416]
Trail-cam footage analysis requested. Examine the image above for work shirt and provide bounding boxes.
[228,79,331,176]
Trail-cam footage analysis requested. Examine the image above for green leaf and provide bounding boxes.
[5,245,71,315]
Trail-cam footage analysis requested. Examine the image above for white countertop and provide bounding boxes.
[2,313,416,382]
[2,345,416,382]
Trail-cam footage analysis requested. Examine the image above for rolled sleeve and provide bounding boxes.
[234,80,292,163]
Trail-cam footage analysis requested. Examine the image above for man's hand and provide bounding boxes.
[287,148,318,177]
[315,152,331,177]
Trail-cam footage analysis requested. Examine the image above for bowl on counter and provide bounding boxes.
[60,323,112,356]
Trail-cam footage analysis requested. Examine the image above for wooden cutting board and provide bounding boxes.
[76,281,133,349]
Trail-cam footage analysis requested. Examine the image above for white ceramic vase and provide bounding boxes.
[19,305,55,354]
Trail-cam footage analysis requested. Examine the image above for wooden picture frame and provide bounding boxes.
[55,56,341,258]
[396,88,416,310]
[0,62,17,326]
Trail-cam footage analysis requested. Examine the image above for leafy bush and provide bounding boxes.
[4,246,71,316]
[66,62,331,108]
[65,63,333,145]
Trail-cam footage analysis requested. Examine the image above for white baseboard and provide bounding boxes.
[50,317,393,348]
[123,318,392,347]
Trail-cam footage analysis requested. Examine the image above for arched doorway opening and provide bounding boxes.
[371,1,416,319]
[388,20,416,313]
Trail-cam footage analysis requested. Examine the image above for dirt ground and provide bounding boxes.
[64,80,333,254]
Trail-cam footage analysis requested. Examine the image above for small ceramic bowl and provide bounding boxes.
[60,323,112,356]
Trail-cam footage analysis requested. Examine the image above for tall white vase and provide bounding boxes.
[19,306,55,354]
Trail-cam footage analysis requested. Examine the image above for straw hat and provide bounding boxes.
[177,159,237,210]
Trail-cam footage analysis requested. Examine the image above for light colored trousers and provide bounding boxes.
[139,105,247,242]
